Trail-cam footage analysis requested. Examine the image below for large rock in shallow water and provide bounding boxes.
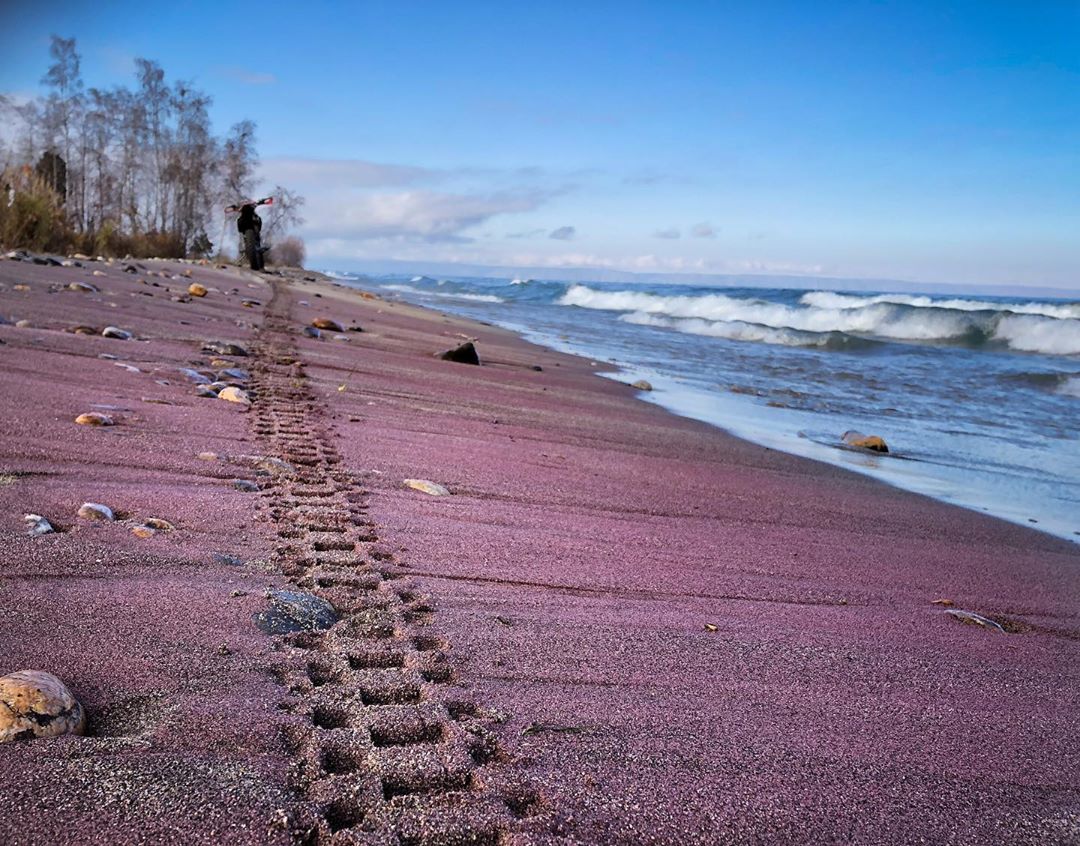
[842,431,889,453]
[437,341,480,365]
[0,670,86,743]
[254,590,339,635]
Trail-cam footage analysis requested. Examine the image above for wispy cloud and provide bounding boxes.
[549,225,576,240]
[691,222,718,238]
[301,189,554,244]
[505,228,547,239]
[653,228,681,239]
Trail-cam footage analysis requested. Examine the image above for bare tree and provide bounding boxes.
[40,35,83,217]
[221,120,258,202]
[2,37,304,259]
[262,184,306,239]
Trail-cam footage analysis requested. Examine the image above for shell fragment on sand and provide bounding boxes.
[77,502,115,521]
[945,609,1006,633]
[0,670,86,743]
[404,478,451,496]
[24,514,54,537]
[75,412,115,426]
[842,431,889,453]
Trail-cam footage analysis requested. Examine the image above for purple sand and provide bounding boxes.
[1,260,1078,844]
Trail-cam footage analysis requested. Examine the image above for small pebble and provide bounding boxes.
[131,525,156,539]
[102,326,133,340]
[188,282,208,297]
[232,479,259,492]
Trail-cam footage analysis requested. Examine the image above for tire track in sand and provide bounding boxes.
[248,278,568,845]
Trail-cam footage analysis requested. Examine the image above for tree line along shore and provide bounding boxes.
[1,36,305,266]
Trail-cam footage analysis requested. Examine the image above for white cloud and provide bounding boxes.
[301,189,552,243]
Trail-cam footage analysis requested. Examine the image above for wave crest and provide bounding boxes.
[560,284,1080,356]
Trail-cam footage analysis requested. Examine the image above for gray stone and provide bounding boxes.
[254,590,339,635]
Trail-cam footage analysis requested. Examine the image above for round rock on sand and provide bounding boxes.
[78,502,115,521]
[75,412,115,426]
[217,386,251,406]
[188,282,208,297]
[0,670,86,743]
[312,317,345,332]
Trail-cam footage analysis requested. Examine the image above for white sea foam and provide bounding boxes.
[621,312,843,347]
[1059,376,1080,398]
[993,315,1080,356]
[383,283,504,303]
[801,290,1080,320]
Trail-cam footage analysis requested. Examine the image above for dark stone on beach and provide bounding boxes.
[438,341,480,365]
[532,365,543,371]
[212,552,245,567]
[303,326,322,340]
[631,380,653,391]
[218,368,250,382]
[348,324,364,332]
[254,590,339,635]
[202,341,249,357]
[232,479,259,492]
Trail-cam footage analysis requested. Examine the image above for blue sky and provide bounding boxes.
[1,1,1078,289]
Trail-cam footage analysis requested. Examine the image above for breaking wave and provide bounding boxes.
[800,290,1080,320]
[383,284,504,303]
[559,284,1080,356]
[621,312,877,350]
